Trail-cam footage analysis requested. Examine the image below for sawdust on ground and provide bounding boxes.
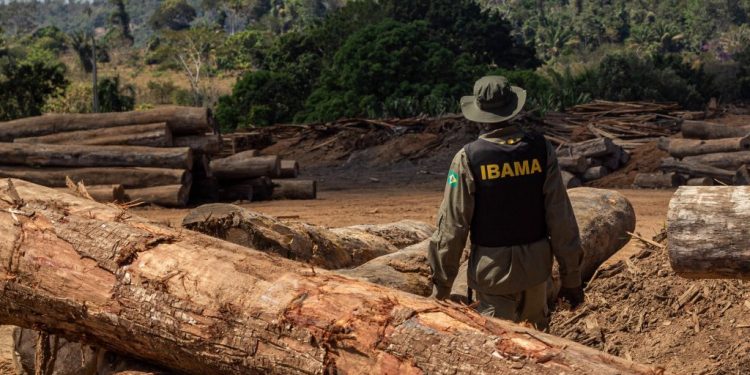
[550,232,750,375]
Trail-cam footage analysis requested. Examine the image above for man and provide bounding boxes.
[428,75,584,329]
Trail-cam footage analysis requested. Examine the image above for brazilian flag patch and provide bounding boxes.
[447,170,459,188]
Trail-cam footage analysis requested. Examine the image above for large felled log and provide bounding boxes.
[0,166,190,188]
[125,184,191,207]
[0,179,659,375]
[56,184,127,203]
[0,106,211,141]
[686,177,714,186]
[558,155,588,174]
[14,123,172,147]
[668,186,750,279]
[559,138,618,158]
[173,134,222,156]
[210,152,280,180]
[681,120,750,139]
[343,220,435,249]
[0,143,193,170]
[668,136,750,158]
[182,203,398,269]
[582,166,609,181]
[561,170,582,189]
[633,172,684,189]
[659,157,736,184]
[272,159,300,179]
[271,179,317,200]
[682,151,750,170]
[346,188,636,298]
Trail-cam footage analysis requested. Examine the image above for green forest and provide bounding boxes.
[2,0,750,131]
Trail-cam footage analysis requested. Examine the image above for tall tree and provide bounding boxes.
[109,0,134,45]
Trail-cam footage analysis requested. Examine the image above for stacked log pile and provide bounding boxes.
[540,101,687,187]
[636,120,750,188]
[0,107,316,206]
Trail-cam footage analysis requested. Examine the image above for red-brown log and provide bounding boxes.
[271,179,317,200]
[125,184,191,207]
[0,179,660,375]
[668,136,750,158]
[681,120,750,140]
[0,143,192,170]
[0,106,211,141]
[210,153,280,180]
[13,123,172,147]
[0,166,190,188]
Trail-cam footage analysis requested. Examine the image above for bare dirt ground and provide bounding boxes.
[136,186,673,264]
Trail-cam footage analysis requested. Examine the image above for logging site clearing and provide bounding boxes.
[0,104,749,375]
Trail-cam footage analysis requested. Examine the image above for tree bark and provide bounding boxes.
[13,123,173,147]
[56,184,127,203]
[210,153,280,180]
[0,143,193,170]
[0,167,190,188]
[682,151,750,170]
[582,166,609,181]
[0,106,211,141]
[182,203,399,269]
[633,172,684,189]
[681,120,750,140]
[558,138,618,158]
[558,155,588,174]
[272,160,299,179]
[659,157,736,184]
[668,136,750,158]
[0,179,658,375]
[686,177,714,186]
[271,180,317,200]
[561,171,582,189]
[125,184,191,207]
[667,186,750,279]
[342,220,435,249]
[346,188,636,298]
[173,134,222,156]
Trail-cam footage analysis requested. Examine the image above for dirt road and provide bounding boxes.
[137,186,674,263]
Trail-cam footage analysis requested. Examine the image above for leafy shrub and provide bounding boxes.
[42,83,93,114]
[0,54,68,120]
[97,76,135,112]
[215,70,301,130]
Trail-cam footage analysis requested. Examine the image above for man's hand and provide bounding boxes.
[430,284,452,301]
[558,285,584,308]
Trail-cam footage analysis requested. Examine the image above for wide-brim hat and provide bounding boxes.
[460,75,527,123]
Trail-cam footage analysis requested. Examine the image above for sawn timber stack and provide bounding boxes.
[0,179,661,375]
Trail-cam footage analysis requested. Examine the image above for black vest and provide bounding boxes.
[465,131,548,247]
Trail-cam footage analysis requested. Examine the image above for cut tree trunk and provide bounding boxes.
[558,155,588,174]
[0,106,211,141]
[633,172,684,189]
[13,123,172,147]
[271,179,317,200]
[210,153,280,180]
[659,158,736,184]
[173,134,222,156]
[56,184,127,203]
[0,143,193,170]
[272,160,300,179]
[182,203,398,269]
[668,186,750,279]
[686,177,714,186]
[582,166,609,181]
[681,120,750,140]
[682,151,750,170]
[558,138,618,158]
[218,177,273,202]
[342,220,435,249]
[0,167,190,188]
[125,184,191,207]
[668,136,750,158]
[346,188,636,299]
[561,171,582,189]
[0,180,658,375]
